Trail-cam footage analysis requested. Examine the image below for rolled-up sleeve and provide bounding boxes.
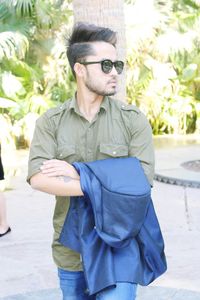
[129,111,155,186]
[27,113,57,183]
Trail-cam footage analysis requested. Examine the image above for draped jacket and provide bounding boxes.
[59,157,167,295]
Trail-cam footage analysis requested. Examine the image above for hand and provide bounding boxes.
[40,159,80,180]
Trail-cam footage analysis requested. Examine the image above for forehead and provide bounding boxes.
[89,42,117,59]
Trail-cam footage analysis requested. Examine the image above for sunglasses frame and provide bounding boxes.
[79,59,124,74]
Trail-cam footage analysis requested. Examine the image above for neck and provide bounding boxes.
[76,87,104,122]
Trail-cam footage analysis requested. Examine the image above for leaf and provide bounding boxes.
[182,63,197,81]
[1,72,25,98]
[3,59,37,81]
[0,97,18,108]
[0,0,11,21]
[183,0,200,10]
[35,0,53,29]
[11,0,34,17]
[0,31,29,61]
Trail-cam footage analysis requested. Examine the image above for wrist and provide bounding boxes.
[70,166,80,180]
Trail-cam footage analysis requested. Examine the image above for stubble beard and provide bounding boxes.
[85,71,117,96]
[85,81,116,96]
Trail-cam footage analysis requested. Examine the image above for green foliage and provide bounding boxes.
[13,0,34,17]
[126,0,200,135]
[0,0,74,148]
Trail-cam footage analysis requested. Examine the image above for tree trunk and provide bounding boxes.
[73,0,126,102]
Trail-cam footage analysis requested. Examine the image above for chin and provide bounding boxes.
[104,92,116,96]
[104,90,117,96]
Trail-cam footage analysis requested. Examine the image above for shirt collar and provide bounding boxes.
[68,95,80,114]
[69,94,109,114]
[100,96,109,112]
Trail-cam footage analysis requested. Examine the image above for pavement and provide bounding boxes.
[154,135,200,188]
[0,135,200,300]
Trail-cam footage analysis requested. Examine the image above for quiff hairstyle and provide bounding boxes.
[67,22,117,77]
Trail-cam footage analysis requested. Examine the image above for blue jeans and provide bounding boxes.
[58,269,137,300]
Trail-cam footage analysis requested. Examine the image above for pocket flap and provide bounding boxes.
[57,145,76,159]
[100,143,128,157]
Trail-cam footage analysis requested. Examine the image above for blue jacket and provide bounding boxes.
[59,157,167,295]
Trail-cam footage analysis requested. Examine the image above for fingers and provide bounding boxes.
[40,165,68,177]
[42,160,68,168]
[41,170,63,177]
[40,166,61,175]
[40,159,77,178]
[41,160,68,171]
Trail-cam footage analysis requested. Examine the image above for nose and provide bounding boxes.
[110,65,118,76]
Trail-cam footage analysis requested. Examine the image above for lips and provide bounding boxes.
[109,81,117,85]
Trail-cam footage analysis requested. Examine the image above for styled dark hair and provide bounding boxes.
[67,22,117,77]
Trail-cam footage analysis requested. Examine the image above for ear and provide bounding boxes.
[74,62,85,78]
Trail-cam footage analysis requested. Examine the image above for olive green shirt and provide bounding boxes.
[27,96,155,271]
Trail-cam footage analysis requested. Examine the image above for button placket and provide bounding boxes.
[86,125,94,161]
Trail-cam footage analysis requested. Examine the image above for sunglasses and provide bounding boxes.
[79,59,124,74]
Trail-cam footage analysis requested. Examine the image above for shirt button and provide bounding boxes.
[113,151,116,155]
[60,153,63,157]
[121,105,125,108]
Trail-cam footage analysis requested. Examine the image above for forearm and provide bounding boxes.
[30,172,83,196]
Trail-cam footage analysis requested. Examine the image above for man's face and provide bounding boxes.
[82,42,121,96]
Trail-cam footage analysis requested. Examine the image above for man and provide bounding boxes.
[28,23,155,300]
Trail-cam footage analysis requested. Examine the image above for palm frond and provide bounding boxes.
[0,31,29,61]
[0,19,34,38]
[0,0,12,20]
[11,0,34,17]
[35,0,53,29]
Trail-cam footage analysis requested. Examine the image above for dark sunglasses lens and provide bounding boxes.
[101,60,113,73]
[115,61,124,74]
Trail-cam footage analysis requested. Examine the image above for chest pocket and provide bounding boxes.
[99,143,128,159]
[56,144,78,163]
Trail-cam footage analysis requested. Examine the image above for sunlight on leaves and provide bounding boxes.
[1,72,25,98]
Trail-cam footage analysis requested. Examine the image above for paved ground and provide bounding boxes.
[154,135,200,188]
[0,137,200,300]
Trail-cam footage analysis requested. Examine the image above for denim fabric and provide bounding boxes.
[58,269,137,300]
[96,282,137,300]
[58,269,95,300]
